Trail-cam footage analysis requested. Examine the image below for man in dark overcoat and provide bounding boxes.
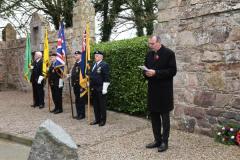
[144,36,177,152]
[30,51,45,109]
[48,53,64,114]
[90,51,110,127]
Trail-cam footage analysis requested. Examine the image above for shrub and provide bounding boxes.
[92,37,149,115]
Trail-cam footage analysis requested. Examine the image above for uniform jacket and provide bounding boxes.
[30,59,43,83]
[48,63,62,87]
[144,45,177,113]
[71,61,81,87]
[90,61,110,91]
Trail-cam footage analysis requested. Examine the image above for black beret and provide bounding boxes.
[94,50,103,55]
[50,52,57,56]
[74,51,82,55]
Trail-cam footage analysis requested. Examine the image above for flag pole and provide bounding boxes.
[44,27,51,112]
[87,61,90,123]
[48,81,51,112]
[86,22,91,124]
[60,17,74,118]
[59,16,74,118]
[87,75,91,124]
[65,54,74,118]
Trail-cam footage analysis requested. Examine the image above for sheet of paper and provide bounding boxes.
[138,65,149,71]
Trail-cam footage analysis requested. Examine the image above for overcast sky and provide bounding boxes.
[0,12,137,42]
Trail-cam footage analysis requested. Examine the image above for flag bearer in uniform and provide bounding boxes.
[90,51,110,127]
[48,52,64,114]
[71,51,86,120]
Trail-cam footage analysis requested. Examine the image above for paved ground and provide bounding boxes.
[0,91,239,160]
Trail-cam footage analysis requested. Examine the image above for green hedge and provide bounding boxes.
[92,37,149,115]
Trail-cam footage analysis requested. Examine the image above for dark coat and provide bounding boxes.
[90,61,110,91]
[71,62,81,87]
[144,45,177,113]
[30,59,43,83]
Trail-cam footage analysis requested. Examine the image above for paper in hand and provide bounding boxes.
[138,65,149,71]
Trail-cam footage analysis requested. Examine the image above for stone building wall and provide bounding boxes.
[154,0,240,135]
[0,30,28,91]
[0,41,7,90]
[1,39,28,91]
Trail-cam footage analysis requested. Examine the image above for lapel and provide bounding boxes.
[92,63,97,72]
[92,61,102,72]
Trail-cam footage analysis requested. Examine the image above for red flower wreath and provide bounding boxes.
[236,130,240,145]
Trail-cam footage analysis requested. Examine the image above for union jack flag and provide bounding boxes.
[54,21,66,74]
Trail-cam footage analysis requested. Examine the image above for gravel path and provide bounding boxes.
[0,91,239,160]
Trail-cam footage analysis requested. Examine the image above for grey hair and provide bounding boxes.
[35,51,42,57]
[150,35,161,43]
[156,36,161,43]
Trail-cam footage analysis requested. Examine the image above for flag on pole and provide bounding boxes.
[54,21,66,76]
[42,29,49,77]
[23,33,32,82]
[79,23,91,97]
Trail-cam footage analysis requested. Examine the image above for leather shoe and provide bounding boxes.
[99,121,105,126]
[39,105,44,109]
[146,141,161,149]
[54,110,63,114]
[30,104,36,108]
[76,115,85,120]
[90,121,99,125]
[50,109,57,113]
[158,142,168,152]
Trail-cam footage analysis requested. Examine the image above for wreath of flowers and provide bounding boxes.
[215,123,240,146]
[236,130,240,145]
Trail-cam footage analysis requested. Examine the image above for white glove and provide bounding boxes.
[59,79,64,88]
[37,76,44,84]
[102,82,110,95]
[66,74,71,79]
[30,65,34,69]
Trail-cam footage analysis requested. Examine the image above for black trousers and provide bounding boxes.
[51,86,63,111]
[32,82,44,106]
[150,112,170,144]
[73,85,85,117]
[92,89,106,123]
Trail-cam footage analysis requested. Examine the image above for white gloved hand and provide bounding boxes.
[66,74,71,79]
[37,76,44,84]
[102,82,110,95]
[59,79,64,88]
[30,65,34,69]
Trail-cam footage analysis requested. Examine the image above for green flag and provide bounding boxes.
[24,33,32,82]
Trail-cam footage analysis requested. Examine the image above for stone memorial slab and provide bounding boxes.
[28,119,79,160]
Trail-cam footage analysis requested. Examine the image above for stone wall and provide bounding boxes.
[2,23,16,41]
[154,0,240,136]
[0,41,7,90]
[0,38,28,91]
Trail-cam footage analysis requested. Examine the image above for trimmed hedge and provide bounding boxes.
[92,36,149,115]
